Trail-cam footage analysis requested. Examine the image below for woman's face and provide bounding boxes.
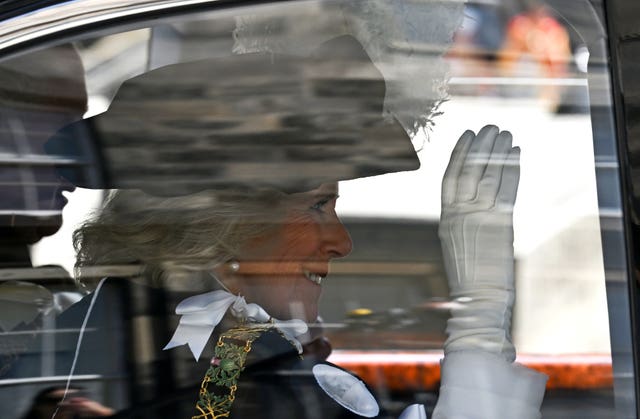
[221,183,352,322]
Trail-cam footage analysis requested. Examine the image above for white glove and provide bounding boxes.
[438,125,520,361]
[432,126,547,418]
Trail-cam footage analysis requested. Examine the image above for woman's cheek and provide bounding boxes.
[285,220,322,251]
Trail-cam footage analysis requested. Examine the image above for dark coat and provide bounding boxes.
[9,279,377,419]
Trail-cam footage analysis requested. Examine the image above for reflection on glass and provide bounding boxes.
[0,1,630,418]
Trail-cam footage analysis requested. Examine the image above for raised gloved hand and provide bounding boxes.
[402,126,547,419]
[438,125,520,361]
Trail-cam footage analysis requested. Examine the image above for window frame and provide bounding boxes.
[603,0,640,416]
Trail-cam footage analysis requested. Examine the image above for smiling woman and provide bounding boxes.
[71,182,365,418]
[73,183,353,323]
[213,183,353,323]
[61,35,420,419]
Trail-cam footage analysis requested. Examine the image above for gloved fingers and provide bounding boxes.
[442,130,474,206]
[456,125,499,202]
[496,146,521,207]
[475,130,513,207]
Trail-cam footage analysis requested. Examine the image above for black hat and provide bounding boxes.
[46,35,419,195]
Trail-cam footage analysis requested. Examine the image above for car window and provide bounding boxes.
[0,1,632,418]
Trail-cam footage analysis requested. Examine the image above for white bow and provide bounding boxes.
[163,290,308,359]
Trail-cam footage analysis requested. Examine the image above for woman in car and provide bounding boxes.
[55,36,546,419]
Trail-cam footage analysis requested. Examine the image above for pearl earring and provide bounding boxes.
[228,260,240,272]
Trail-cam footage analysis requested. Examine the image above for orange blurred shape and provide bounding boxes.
[329,351,614,391]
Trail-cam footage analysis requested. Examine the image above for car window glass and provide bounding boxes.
[0,1,632,418]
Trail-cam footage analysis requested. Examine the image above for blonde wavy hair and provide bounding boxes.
[73,187,286,286]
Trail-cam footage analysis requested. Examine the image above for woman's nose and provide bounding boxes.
[322,216,353,259]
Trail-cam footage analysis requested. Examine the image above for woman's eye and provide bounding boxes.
[311,198,330,212]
